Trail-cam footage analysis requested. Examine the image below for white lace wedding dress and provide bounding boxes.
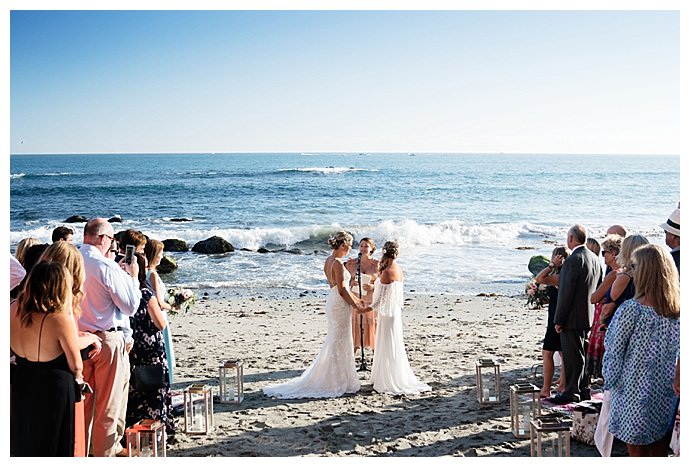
[370,280,431,394]
[263,267,360,399]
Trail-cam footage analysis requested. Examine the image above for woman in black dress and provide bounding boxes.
[535,246,570,398]
[126,253,175,439]
[10,262,83,456]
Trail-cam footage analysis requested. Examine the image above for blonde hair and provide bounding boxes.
[378,241,399,274]
[632,244,679,318]
[600,234,623,256]
[15,237,41,266]
[17,262,73,327]
[616,234,649,270]
[328,231,353,250]
[144,239,165,267]
[39,242,85,317]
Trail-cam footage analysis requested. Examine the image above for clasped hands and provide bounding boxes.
[352,298,371,314]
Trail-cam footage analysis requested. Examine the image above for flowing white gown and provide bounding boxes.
[263,266,360,399]
[370,280,431,394]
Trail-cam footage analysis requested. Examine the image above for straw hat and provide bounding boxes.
[660,203,680,237]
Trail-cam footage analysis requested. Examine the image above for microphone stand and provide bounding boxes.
[357,253,368,371]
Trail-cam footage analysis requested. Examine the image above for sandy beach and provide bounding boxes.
[165,291,624,457]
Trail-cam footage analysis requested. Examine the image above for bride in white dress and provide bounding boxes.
[264,231,365,399]
[362,241,431,395]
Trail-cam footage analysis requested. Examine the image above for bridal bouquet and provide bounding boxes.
[166,287,197,316]
[525,279,549,310]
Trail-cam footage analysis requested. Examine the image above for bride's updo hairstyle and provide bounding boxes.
[378,241,399,274]
[328,231,353,250]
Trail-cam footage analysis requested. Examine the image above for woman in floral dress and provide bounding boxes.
[603,244,679,456]
[126,253,175,440]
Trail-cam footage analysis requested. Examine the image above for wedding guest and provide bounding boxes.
[10,261,83,456]
[264,231,364,399]
[345,237,379,356]
[144,239,176,384]
[126,253,175,441]
[534,246,569,398]
[14,237,40,266]
[586,238,601,256]
[587,234,623,384]
[603,244,680,456]
[659,202,680,274]
[39,241,102,457]
[78,218,141,457]
[361,241,431,394]
[551,224,603,404]
[116,229,147,255]
[52,226,75,244]
[606,225,627,238]
[10,256,26,292]
[599,234,649,326]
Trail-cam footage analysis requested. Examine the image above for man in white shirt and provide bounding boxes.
[78,218,141,456]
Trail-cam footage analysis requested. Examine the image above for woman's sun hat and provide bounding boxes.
[660,202,680,237]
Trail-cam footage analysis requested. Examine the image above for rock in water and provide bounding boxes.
[257,247,270,254]
[108,215,122,223]
[170,217,193,222]
[64,215,88,223]
[528,255,551,276]
[163,238,189,252]
[158,255,178,274]
[192,236,235,254]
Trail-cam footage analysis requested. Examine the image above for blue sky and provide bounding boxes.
[9,10,680,154]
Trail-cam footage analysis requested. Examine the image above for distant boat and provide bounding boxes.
[408,153,416,156]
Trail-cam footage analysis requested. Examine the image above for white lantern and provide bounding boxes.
[183,384,214,434]
[476,358,501,404]
[530,415,571,457]
[510,382,541,438]
[125,419,166,457]
[219,359,244,403]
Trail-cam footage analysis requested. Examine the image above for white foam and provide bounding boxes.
[10,173,25,179]
[278,167,376,174]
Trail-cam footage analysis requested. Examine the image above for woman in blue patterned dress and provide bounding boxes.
[126,253,175,440]
[602,244,679,456]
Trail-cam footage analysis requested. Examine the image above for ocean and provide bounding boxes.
[9,153,679,298]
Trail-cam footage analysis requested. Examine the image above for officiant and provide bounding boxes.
[345,238,379,358]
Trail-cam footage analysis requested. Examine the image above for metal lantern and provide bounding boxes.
[476,358,501,404]
[510,382,542,438]
[183,384,214,434]
[219,359,244,403]
[125,419,166,457]
[530,415,571,457]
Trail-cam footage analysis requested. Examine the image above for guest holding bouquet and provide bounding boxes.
[534,246,569,398]
[145,239,175,384]
[602,244,679,456]
[126,253,175,443]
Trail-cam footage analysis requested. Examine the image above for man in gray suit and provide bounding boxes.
[551,224,603,404]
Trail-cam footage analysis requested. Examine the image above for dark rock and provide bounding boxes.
[276,248,303,255]
[64,215,88,223]
[157,255,178,274]
[163,238,189,252]
[170,217,193,222]
[108,215,122,223]
[528,255,550,276]
[257,247,270,254]
[240,248,254,252]
[192,236,235,254]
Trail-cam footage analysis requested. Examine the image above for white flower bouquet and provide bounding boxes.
[166,286,197,316]
[525,278,549,310]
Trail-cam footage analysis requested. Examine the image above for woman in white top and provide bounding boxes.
[361,241,431,394]
[264,231,365,399]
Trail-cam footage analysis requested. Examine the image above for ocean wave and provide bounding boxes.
[10,172,84,179]
[276,167,377,175]
[10,173,26,179]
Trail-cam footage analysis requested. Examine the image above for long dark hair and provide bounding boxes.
[378,241,399,274]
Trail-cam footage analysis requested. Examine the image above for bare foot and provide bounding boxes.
[540,389,551,398]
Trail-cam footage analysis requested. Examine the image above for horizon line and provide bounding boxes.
[9,151,679,157]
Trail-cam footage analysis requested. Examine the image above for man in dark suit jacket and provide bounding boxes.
[552,224,603,404]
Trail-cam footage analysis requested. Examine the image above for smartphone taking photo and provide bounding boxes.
[125,244,135,264]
